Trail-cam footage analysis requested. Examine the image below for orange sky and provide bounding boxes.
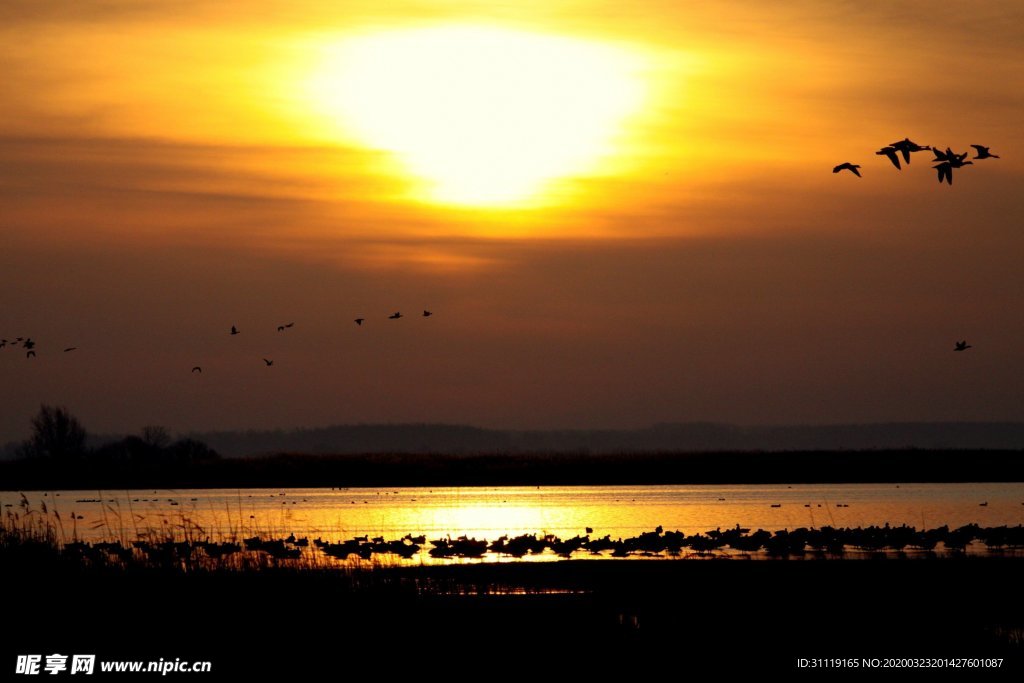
[2,1,1023,442]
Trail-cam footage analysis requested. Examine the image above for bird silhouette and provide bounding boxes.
[934,159,972,185]
[263,358,274,366]
[889,138,931,164]
[26,350,36,358]
[23,338,35,350]
[277,322,295,331]
[423,310,433,317]
[0,340,6,349]
[230,326,240,335]
[354,318,364,326]
[389,312,402,319]
[277,325,285,332]
[970,145,999,160]
[933,147,969,165]
[876,146,901,169]
[63,347,77,352]
[954,340,972,351]
[192,366,202,373]
[833,163,861,177]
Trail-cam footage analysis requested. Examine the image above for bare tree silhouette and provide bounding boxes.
[21,405,88,460]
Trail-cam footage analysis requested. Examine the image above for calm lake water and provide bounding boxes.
[4,482,1023,545]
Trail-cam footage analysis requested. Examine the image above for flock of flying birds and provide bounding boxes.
[4,140,1002,368]
[2,310,435,372]
[833,137,1000,185]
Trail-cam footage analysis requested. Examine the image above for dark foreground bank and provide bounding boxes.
[5,552,1022,677]
[3,448,1024,489]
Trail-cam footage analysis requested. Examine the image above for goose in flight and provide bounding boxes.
[954,340,972,351]
[389,312,403,319]
[263,358,274,366]
[970,145,999,160]
[277,322,295,331]
[354,318,364,326]
[933,147,969,165]
[230,325,240,335]
[23,338,35,350]
[63,347,77,353]
[832,162,861,177]
[26,350,36,358]
[423,310,433,317]
[934,160,972,185]
[192,366,202,373]
[889,138,931,164]
[876,146,901,169]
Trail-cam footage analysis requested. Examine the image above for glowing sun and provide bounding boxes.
[304,25,647,207]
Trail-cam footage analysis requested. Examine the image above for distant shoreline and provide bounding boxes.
[2,448,1023,490]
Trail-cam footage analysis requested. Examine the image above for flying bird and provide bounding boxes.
[954,341,972,351]
[389,312,403,319]
[63,347,77,353]
[22,338,35,350]
[970,145,999,160]
[230,326,240,335]
[934,160,972,185]
[934,162,953,185]
[876,146,901,169]
[832,163,861,177]
[263,358,274,366]
[354,318,364,326]
[934,147,969,165]
[277,322,295,331]
[192,366,202,373]
[423,310,433,317]
[26,350,36,358]
[889,138,931,164]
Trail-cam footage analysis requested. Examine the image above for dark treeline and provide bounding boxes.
[4,406,219,486]
[182,421,1024,457]
[2,448,1022,490]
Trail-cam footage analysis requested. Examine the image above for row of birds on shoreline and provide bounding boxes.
[3,310,436,370]
[833,137,1000,184]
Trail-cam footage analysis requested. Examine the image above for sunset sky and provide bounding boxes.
[2,1,1023,443]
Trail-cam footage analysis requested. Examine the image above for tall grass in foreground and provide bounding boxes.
[1,494,405,576]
